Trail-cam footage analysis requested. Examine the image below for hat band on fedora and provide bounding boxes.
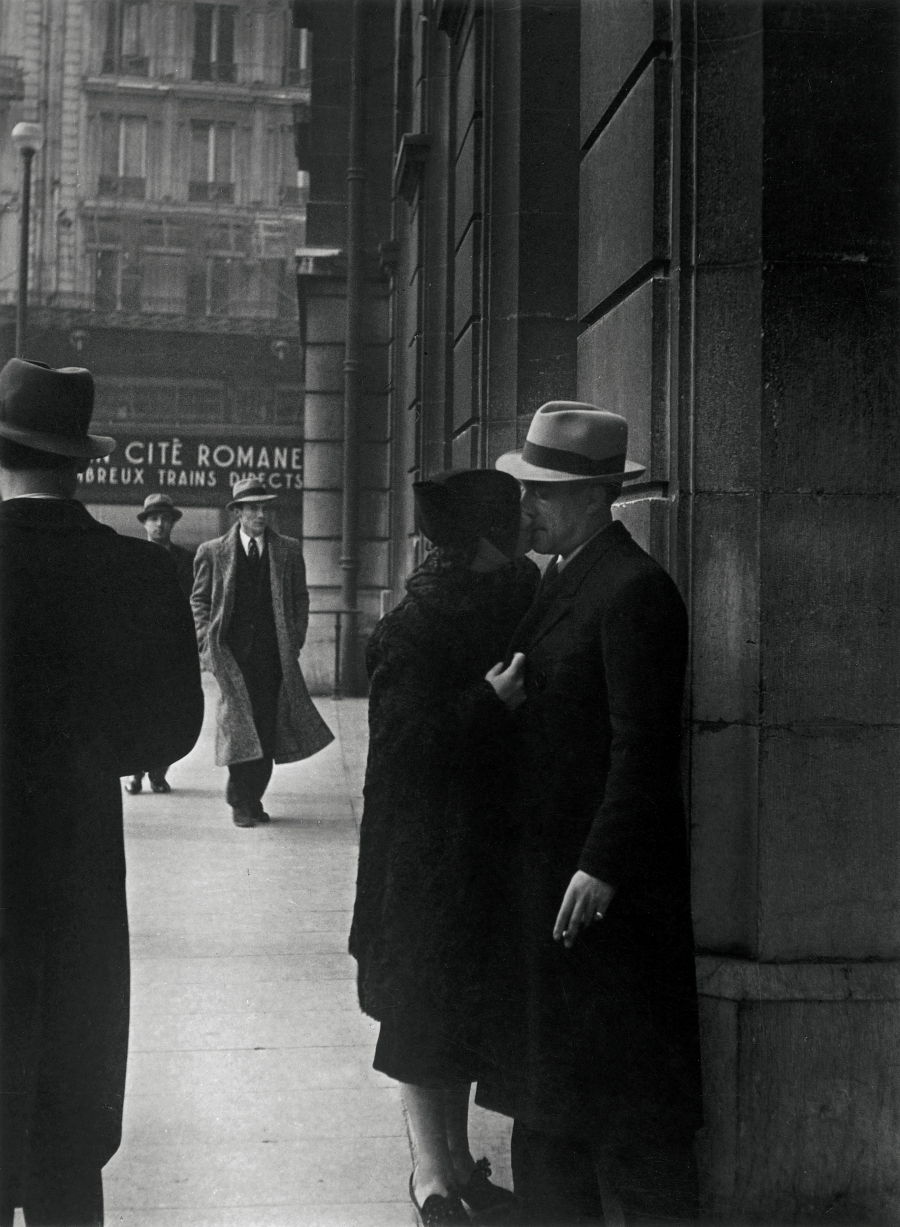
[521,440,627,478]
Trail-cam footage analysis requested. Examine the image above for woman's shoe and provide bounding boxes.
[459,1158,518,1221]
[125,776,142,794]
[150,779,171,794]
[409,1173,470,1225]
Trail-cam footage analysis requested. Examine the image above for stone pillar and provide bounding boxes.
[688,2,900,1219]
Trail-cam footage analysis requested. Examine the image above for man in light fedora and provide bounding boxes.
[477,402,702,1224]
[191,477,333,827]
[0,359,204,1225]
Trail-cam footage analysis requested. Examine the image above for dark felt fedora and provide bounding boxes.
[227,477,277,509]
[0,358,115,459]
[496,401,645,483]
[413,468,522,558]
[138,493,183,523]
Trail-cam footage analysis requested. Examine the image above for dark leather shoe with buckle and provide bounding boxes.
[409,1174,469,1225]
[125,776,142,794]
[150,778,171,794]
[460,1158,519,1222]
[231,807,256,828]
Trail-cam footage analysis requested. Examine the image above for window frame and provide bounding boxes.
[192,3,237,84]
[102,0,150,77]
[97,112,148,200]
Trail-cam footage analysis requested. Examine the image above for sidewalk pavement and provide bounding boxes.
[91,675,511,1227]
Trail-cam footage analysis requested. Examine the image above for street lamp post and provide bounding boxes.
[12,122,44,358]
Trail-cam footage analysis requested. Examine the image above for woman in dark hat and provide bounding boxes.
[349,469,538,1226]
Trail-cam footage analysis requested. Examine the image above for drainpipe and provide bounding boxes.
[339,0,366,694]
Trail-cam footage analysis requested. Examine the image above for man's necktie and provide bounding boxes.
[248,538,260,565]
[539,558,559,592]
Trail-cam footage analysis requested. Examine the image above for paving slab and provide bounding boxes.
[11,676,511,1226]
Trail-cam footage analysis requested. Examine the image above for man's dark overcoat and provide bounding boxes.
[476,521,702,1145]
[349,553,539,1078]
[0,498,204,1199]
[165,540,195,601]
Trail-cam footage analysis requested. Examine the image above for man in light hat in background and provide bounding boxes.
[126,493,198,796]
[191,477,333,828]
[0,359,204,1226]
[477,403,702,1224]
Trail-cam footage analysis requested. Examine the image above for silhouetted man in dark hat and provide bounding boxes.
[0,358,204,1226]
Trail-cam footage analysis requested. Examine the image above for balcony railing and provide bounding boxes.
[97,175,146,201]
[188,181,235,204]
[191,60,237,84]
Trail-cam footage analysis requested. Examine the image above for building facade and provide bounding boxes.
[298,0,900,1218]
[0,0,312,566]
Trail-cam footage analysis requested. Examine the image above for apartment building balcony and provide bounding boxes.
[82,73,310,111]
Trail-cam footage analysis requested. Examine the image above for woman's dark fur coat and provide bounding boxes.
[349,551,539,1077]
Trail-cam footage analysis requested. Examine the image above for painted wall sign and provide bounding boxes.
[76,425,304,506]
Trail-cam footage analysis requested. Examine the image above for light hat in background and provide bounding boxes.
[496,401,645,484]
[227,477,278,509]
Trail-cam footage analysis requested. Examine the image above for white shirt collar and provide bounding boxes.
[240,528,266,556]
[556,524,611,572]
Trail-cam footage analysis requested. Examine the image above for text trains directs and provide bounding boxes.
[79,467,304,489]
[122,440,303,471]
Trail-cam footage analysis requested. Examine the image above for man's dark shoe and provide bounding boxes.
[460,1158,519,1221]
[125,776,142,794]
[409,1174,469,1225]
[150,778,171,794]
[231,807,256,828]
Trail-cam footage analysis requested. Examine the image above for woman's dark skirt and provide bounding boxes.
[372,999,484,1089]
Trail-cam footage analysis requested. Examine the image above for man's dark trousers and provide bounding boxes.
[225,541,281,815]
[511,1121,698,1225]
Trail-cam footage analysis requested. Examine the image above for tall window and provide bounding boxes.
[189,121,235,202]
[98,114,147,199]
[284,25,311,87]
[102,1,150,76]
[141,255,186,314]
[94,250,141,312]
[193,4,235,83]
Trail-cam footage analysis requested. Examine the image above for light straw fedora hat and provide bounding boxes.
[227,477,278,509]
[496,401,645,483]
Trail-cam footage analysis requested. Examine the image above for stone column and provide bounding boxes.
[688,2,900,1219]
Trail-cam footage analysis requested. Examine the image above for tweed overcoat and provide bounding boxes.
[0,498,204,1199]
[475,521,702,1145]
[349,553,539,1077]
[191,523,333,766]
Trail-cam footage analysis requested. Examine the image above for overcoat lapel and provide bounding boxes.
[218,523,240,633]
[268,528,286,611]
[511,522,629,652]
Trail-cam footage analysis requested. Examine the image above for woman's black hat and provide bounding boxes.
[413,468,522,559]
